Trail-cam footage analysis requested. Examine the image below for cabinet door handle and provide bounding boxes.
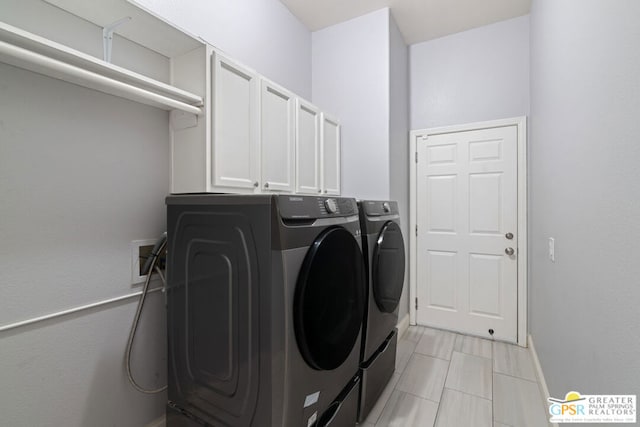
[253,181,259,187]
[264,182,269,189]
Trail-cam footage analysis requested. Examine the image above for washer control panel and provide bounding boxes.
[324,198,338,214]
[278,195,358,219]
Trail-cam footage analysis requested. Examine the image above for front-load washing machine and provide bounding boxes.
[357,200,406,422]
[165,194,365,427]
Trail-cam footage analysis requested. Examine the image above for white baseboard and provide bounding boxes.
[145,414,165,427]
[397,313,410,339]
[528,334,557,427]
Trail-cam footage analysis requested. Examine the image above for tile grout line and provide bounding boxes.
[400,389,440,404]
[412,353,453,362]
[372,381,397,427]
[432,334,456,426]
[493,370,539,384]
[454,334,494,360]
[441,386,492,403]
[492,338,496,424]
[445,351,493,402]
[456,352,492,360]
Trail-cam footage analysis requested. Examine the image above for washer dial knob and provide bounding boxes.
[324,198,338,214]
[382,202,391,213]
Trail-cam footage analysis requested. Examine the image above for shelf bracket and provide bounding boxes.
[102,17,132,63]
[170,110,199,130]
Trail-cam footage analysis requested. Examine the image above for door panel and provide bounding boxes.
[427,175,456,233]
[427,143,457,165]
[468,253,502,317]
[469,173,502,235]
[295,100,320,194]
[261,80,295,192]
[321,113,341,195]
[426,250,457,310]
[416,126,518,342]
[212,53,259,191]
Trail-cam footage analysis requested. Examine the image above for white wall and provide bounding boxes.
[529,0,640,398]
[0,63,168,427]
[312,8,391,200]
[388,14,410,322]
[0,2,173,425]
[410,15,530,130]
[137,0,312,98]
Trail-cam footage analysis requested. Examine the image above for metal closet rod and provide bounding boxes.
[0,40,202,115]
[0,287,163,333]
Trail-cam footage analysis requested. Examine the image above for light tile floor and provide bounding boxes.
[360,326,550,427]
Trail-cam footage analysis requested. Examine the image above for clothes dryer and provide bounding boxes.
[357,200,406,422]
[165,194,365,427]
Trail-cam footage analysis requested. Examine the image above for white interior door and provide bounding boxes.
[416,125,518,342]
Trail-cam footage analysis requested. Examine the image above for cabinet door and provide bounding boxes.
[211,53,259,192]
[321,113,341,195]
[295,99,320,194]
[261,80,295,192]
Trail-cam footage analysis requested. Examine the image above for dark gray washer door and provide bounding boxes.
[294,227,365,371]
[372,221,405,313]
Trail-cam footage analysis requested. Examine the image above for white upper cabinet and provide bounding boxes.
[260,79,295,193]
[295,99,321,195]
[170,45,340,195]
[321,113,341,195]
[211,52,259,192]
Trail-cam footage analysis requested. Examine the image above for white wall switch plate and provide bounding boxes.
[548,237,555,262]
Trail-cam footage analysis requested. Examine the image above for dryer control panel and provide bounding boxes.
[360,200,399,217]
[277,195,358,219]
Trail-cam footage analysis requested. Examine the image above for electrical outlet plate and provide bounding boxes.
[131,239,157,285]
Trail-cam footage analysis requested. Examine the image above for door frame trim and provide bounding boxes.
[409,116,528,347]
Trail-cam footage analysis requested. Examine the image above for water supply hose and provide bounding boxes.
[125,232,167,394]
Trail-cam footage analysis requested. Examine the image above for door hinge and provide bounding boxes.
[415,224,418,236]
[415,152,418,163]
[415,297,418,311]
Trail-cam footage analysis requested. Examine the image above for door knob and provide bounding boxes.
[264,182,269,189]
[253,181,259,187]
[505,247,515,256]
[505,232,514,240]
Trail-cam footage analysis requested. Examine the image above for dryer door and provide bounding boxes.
[294,227,366,370]
[372,221,406,313]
